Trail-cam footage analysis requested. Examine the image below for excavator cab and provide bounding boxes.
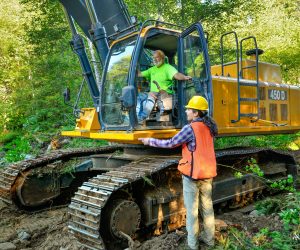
[100,22,212,131]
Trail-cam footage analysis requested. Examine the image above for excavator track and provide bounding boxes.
[68,156,178,250]
[68,147,298,250]
[0,146,120,209]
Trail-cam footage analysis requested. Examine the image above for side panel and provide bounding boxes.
[212,78,231,128]
[213,77,258,128]
[211,60,282,83]
[259,85,290,123]
[290,86,300,126]
[212,76,300,136]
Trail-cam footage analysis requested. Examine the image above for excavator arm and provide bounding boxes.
[59,0,135,107]
[60,0,133,41]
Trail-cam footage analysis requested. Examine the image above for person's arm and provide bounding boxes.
[138,68,150,79]
[173,72,192,81]
[139,124,193,148]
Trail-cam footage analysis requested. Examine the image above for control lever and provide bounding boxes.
[152,80,162,92]
[152,81,165,115]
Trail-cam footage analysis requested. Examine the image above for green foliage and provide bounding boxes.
[19,0,69,55]
[215,132,300,150]
[0,131,20,144]
[0,0,29,132]
[279,209,300,229]
[226,153,297,222]
[232,157,295,192]
[249,0,300,84]
[252,228,296,250]
[245,158,264,177]
[1,137,31,162]
[270,175,295,192]
[0,0,83,137]
[279,192,300,229]
[217,225,299,250]
[252,192,300,247]
[61,137,107,149]
[217,151,298,249]
[234,171,243,179]
[142,176,155,187]
[255,197,281,215]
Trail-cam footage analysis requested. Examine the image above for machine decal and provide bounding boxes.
[268,89,287,101]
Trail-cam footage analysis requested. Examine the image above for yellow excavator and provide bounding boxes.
[0,1,299,249]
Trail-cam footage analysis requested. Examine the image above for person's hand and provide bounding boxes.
[185,75,192,81]
[139,138,150,145]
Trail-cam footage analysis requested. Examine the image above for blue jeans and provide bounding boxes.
[136,92,156,121]
[182,175,215,249]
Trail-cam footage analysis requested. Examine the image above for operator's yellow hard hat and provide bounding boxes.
[185,96,209,111]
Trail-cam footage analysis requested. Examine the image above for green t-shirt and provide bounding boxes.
[141,63,178,94]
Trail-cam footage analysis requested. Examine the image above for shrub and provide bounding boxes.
[1,137,31,162]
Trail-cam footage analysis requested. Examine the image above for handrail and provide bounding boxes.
[220,31,239,78]
[240,36,259,122]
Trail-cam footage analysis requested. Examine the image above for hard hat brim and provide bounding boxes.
[185,105,208,111]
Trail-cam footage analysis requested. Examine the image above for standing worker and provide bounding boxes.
[139,96,218,249]
[137,50,191,123]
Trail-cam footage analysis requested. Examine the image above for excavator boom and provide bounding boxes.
[59,0,133,40]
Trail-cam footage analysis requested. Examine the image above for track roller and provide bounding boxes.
[109,199,141,239]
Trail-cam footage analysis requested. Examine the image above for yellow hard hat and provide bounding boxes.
[185,96,209,111]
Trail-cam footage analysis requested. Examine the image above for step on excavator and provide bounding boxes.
[0,1,299,249]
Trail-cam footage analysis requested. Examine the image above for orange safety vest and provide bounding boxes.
[178,121,217,180]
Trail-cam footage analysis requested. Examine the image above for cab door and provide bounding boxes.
[178,23,213,124]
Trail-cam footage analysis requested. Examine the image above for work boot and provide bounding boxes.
[178,244,198,250]
[199,236,214,247]
[178,238,198,250]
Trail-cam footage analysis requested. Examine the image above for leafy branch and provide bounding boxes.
[218,158,296,192]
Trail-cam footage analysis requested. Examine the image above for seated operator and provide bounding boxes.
[137,50,192,123]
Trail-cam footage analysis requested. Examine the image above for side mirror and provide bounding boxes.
[120,86,136,109]
[63,88,71,103]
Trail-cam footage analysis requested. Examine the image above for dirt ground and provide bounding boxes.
[0,198,285,250]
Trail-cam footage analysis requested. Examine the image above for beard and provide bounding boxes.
[154,60,163,67]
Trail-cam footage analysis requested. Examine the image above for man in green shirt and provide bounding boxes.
[137,50,191,123]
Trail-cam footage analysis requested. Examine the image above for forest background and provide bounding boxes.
[0,0,299,163]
